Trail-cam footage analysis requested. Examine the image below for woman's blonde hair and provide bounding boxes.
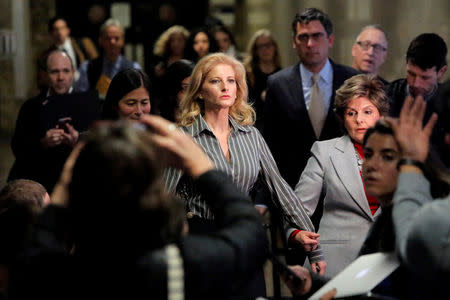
[153,25,189,57]
[178,53,255,126]
[243,29,281,86]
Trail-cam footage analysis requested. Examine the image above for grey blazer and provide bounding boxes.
[293,135,380,277]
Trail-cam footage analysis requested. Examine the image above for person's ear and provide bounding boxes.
[437,65,448,81]
[328,34,335,48]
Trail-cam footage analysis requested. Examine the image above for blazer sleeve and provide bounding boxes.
[11,98,45,158]
[255,130,324,263]
[294,141,325,216]
[392,172,450,278]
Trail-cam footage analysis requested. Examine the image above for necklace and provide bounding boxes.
[354,148,363,172]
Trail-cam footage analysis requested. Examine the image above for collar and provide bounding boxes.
[189,115,250,137]
[300,59,332,86]
[103,54,123,66]
[62,38,72,50]
[56,38,71,50]
[406,82,438,102]
[46,86,73,97]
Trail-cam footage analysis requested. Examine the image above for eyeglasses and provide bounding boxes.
[356,41,387,53]
[296,32,326,43]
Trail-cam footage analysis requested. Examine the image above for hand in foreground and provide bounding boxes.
[385,95,437,163]
[295,230,320,252]
[41,128,65,148]
[140,115,214,178]
[311,260,327,275]
[283,265,312,296]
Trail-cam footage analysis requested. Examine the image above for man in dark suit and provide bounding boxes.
[387,33,448,167]
[75,18,141,97]
[263,8,359,189]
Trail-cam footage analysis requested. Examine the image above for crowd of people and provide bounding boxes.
[1,6,449,300]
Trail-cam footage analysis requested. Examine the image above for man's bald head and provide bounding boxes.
[46,50,74,95]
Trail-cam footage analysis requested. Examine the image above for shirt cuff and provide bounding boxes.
[288,229,302,245]
[308,244,324,263]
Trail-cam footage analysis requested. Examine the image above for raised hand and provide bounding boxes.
[385,95,437,163]
[140,115,214,178]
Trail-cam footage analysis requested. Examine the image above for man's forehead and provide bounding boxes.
[359,28,387,45]
[296,20,326,33]
[103,26,123,37]
[54,19,68,28]
[406,62,437,74]
[47,53,72,69]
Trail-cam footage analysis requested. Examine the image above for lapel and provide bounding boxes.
[287,63,307,112]
[330,135,373,220]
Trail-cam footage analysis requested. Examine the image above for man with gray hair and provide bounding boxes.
[75,18,141,96]
[352,25,388,84]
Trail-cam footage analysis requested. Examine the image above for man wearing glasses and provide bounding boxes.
[352,25,388,84]
[263,7,358,272]
[264,8,358,188]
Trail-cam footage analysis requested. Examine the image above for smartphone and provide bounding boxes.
[57,117,72,132]
[269,252,304,287]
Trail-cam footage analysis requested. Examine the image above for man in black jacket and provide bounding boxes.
[387,33,448,167]
[8,50,82,193]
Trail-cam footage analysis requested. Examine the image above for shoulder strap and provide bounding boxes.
[165,244,184,300]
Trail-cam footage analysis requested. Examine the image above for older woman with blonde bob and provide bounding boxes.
[293,74,389,277]
[164,53,325,273]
